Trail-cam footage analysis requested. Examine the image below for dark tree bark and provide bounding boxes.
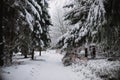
[10,50,13,63]
[0,0,4,66]
[92,47,96,58]
[24,54,27,58]
[39,51,41,56]
[31,49,34,60]
[85,48,88,57]
[22,48,28,58]
[0,73,3,80]
[39,48,41,56]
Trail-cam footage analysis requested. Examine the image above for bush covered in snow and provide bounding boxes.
[71,59,120,80]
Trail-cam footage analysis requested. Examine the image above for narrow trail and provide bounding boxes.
[36,50,78,80]
[2,50,78,80]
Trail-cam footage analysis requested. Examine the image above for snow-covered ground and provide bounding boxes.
[1,50,78,80]
[1,50,120,80]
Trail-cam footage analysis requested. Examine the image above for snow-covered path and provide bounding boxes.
[37,50,78,80]
[2,50,78,80]
[2,50,120,80]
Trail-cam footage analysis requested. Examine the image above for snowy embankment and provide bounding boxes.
[1,50,120,80]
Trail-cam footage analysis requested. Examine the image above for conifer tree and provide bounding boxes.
[57,0,105,50]
[0,0,4,66]
[57,0,120,56]
[0,0,51,64]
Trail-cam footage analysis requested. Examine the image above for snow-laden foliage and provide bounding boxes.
[57,0,106,49]
[48,0,72,47]
[14,0,51,49]
[1,0,51,65]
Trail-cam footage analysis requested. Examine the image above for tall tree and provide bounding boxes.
[57,0,105,49]
[101,0,120,54]
[0,0,4,66]
[0,0,51,64]
[13,0,51,59]
[0,0,19,65]
[29,0,51,59]
[57,0,120,56]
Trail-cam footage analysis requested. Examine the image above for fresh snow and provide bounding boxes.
[56,0,106,49]
[2,50,78,80]
[27,1,41,19]
[2,50,120,80]
[25,9,34,31]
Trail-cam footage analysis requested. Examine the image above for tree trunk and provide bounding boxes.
[21,47,28,58]
[10,50,13,64]
[92,47,96,59]
[85,48,88,57]
[24,54,27,58]
[24,50,28,58]
[39,48,41,56]
[31,49,34,60]
[0,0,4,66]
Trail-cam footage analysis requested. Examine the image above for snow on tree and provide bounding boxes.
[1,0,51,65]
[48,0,72,47]
[1,0,20,65]
[57,0,120,57]
[15,0,51,59]
[57,0,106,50]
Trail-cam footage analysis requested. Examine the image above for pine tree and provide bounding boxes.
[0,0,4,66]
[57,0,120,56]
[30,0,51,59]
[1,0,19,65]
[13,0,51,59]
[101,0,120,54]
[57,0,105,50]
[38,0,51,48]
[0,0,51,64]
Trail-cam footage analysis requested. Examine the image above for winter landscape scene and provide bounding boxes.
[0,0,120,80]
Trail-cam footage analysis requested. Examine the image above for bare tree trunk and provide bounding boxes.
[10,50,13,64]
[0,75,3,80]
[24,54,27,58]
[23,49,27,58]
[21,47,28,58]
[85,48,88,57]
[39,50,41,56]
[92,47,96,59]
[31,49,34,60]
[39,48,41,56]
[0,0,4,66]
